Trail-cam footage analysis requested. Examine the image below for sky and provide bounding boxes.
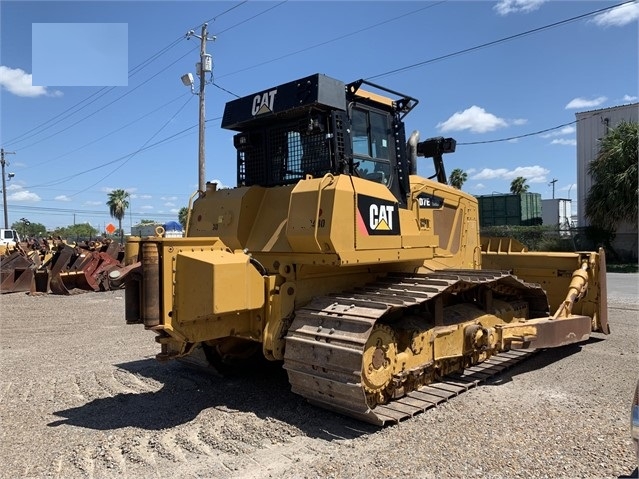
[0,0,637,234]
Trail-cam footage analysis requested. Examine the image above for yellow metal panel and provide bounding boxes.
[286,175,356,254]
[245,185,296,252]
[175,249,264,322]
[354,88,394,107]
[188,186,266,250]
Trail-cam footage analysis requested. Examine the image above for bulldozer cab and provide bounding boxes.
[221,73,418,207]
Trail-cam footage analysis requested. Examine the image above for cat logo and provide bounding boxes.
[252,89,277,116]
[357,194,400,236]
[369,204,394,231]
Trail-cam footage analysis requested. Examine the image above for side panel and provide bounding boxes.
[187,185,267,250]
[410,177,481,271]
[286,174,356,254]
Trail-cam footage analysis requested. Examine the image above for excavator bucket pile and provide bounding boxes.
[43,241,125,295]
[2,239,128,295]
[0,249,39,293]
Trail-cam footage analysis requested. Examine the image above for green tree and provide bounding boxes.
[178,207,189,230]
[510,176,529,194]
[51,223,99,240]
[10,219,47,238]
[106,189,130,244]
[585,120,638,231]
[139,219,157,224]
[448,168,468,189]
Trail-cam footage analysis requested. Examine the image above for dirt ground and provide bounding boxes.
[0,278,637,479]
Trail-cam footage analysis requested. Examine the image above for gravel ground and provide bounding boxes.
[0,274,637,479]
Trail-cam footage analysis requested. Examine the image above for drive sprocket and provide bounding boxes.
[361,324,397,397]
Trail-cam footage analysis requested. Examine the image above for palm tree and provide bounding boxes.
[510,176,529,194]
[106,189,130,244]
[585,121,638,231]
[448,168,468,189]
[178,206,189,230]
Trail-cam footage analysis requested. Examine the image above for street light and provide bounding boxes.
[181,73,194,90]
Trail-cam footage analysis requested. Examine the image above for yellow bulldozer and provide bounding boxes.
[124,74,608,425]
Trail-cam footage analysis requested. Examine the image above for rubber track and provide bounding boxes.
[283,270,545,426]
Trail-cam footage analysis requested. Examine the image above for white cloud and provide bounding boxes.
[494,0,546,15]
[437,106,509,134]
[509,166,549,183]
[54,195,72,202]
[471,165,549,183]
[164,202,175,207]
[7,185,41,202]
[473,168,509,180]
[140,205,154,211]
[623,94,638,102]
[541,125,576,138]
[511,118,528,126]
[591,1,639,27]
[565,96,607,109]
[84,200,102,206]
[550,138,577,146]
[169,208,180,214]
[0,66,62,98]
[209,178,230,190]
[161,196,178,201]
[475,183,486,189]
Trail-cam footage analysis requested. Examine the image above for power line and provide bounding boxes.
[21,93,192,170]
[69,95,196,197]
[4,204,178,220]
[457,112,600,146]
[366,1,634,80]
[14,44,198,152]
[216,1,446,80]
[213,82,240,98]
[212,1,288,36]
[200,1,250,27]
[458,120,578,145]
[4,38,186,148]
[25,116,222,190]
[5,87,116,147]
[6,1,279,152]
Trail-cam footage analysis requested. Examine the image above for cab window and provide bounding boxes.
[351,108,392,186]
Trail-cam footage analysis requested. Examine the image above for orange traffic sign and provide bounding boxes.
[106,223,116,234]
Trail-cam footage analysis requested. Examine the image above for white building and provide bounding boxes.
[575,102,638,259]
[541,198,572,235]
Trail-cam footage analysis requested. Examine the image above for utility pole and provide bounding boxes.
[549,178,558,199]
[1,148,16,229]
[186,24,216,195]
